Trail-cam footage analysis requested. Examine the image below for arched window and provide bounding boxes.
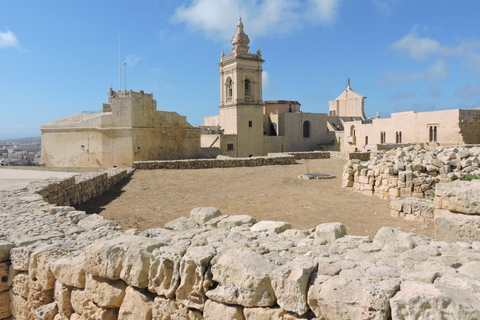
[350,125,356,136]
[303,121,311,138]
[380,131,386,144]
[245,78,251,96]
[227,78,233,98]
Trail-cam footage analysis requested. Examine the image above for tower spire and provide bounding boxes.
[231,17,250,54]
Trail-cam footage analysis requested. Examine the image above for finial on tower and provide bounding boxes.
[347,78,351,90]
[231,16,250,54]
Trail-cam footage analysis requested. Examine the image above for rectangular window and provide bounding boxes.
[227,143,234,151]
[248,121,253,127]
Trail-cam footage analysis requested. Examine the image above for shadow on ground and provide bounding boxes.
[75,176,132,214]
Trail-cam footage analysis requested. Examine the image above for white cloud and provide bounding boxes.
[0,30,19,48]
[125,54,142,67]
[392,28,480,73]
[262,71,275,94]
[388,91,413,100]
[381,59,450,86]
[372,0,400,14]
[455,83,480,98]
[172,0,342,40]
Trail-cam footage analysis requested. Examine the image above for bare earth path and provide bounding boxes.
[77,159,435,239]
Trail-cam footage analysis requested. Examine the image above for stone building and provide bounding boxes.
[202,19,480,157]
[41,90,201,167]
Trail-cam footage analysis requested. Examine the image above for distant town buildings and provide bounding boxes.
[0,139,41,166]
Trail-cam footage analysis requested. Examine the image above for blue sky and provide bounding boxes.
[1,0,480,139]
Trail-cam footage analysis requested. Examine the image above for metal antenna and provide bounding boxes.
[119,36,121,91]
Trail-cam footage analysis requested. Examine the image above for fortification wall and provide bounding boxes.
[1,168,480,319]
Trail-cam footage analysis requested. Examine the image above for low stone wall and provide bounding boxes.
[390,197,435,221]
[133,152,371,170]
[34,168,134,206]
[133,155,297,170]
[1,175,480,319]
[342,145,480,200]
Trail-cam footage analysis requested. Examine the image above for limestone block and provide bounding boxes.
[84,274,126,308]
[390,200,403,212]
[390,280,480,319]
[29,245,62,290]
[9,292,27,320]
[51,255,85,288]
[34,302,58,320]
[0,262,8,293]
[152,296,202,320]
[314,222,347,243]
[373,227,431,249]
[0,241,14,263]
[0,290,11,319]
[120,237,165,288]
[207,247,276,308]
[435,180,480,214]
[77,213,118,230]
[203,299,244,320]
[308,277,399,319]
[164,216,199,231]
[84,236,128,280]
[70,289,88,315]
[148,245,186,298]
[251,221,292,234]
[54,281,73,317]
[10,246,32,271]
[77,300,118,320]
[175,245,216,311]
[11,272,29,298]
[434,210,480,243]
[457,261,480,281]
[243,307,312,319]
[118,286,153,320]
[53,315,69,320]
[190,207,222,225]
[28,279,54,313]
[216,215,256,229]
[270,258,317,315]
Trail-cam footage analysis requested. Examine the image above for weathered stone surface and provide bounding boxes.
[308,277,400,319]
[243,307,312,319]
[120,237,165,288]
[29,245,62,290]
[434,209,480,243]
[203,299,244,320]
[435,180,480,214]
[314,222,347,243]
[118,286,153,320]
[0,240,14,263]
[390,280,480,320]
[70,289,88,315]
[54,281,73,317]
[27,279,54,312]
[0,290,12,319]
[164,216,199,231]
[457,261,480,281]
[9,292,27,320]
[77,214,118,230]
[10,246,32,271]
[76,300,118,320]
[152,296,202,320]
[373,227,431,249]
[175,245,216,311]
[148,245,185,298]
[11,272,29,298]
[51,255,85,288]
[84,273,126,308]
[207,247,276,307]
[251,221,292,234]
[216,215,256,229]
[0,262,9,292]
[34,302,58,320]
[270,258,317,315]
[190,207,222,225]
[84,236,128,280]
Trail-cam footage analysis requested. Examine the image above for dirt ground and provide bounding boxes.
[77,159,436,239]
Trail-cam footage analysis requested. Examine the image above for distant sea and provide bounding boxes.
[0,134,40,141]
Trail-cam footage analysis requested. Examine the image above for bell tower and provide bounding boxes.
[218,18,265,157]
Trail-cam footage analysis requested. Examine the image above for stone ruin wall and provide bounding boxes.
[342,145,480,243]
[1,155,480,319]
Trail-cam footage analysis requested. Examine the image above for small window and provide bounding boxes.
[245,79,251,96]
[249,120,253,127]
[227,79,233,97]
[227,143,234,151]
[365,136,369,145]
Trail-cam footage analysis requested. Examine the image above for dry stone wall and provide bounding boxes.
[342,145,480,200]
[1,173,480,319]
[133,152,370,170]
